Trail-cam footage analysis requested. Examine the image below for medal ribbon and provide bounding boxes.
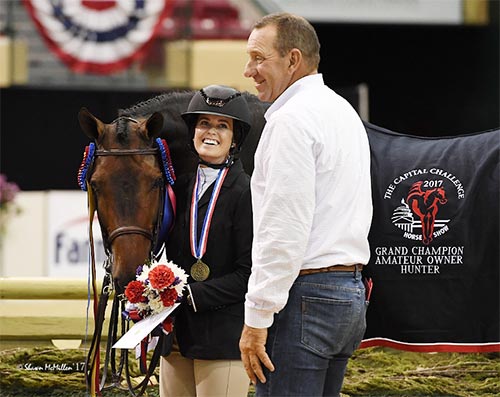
[190,166,229,260]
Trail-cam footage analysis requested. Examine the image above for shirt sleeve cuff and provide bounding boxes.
[186,284,198,313]
[244,306,274,329]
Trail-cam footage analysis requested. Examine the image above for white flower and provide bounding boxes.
[148,296,164,314]
[169,260,189,292]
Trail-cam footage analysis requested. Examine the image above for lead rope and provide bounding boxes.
[85,184,101,397]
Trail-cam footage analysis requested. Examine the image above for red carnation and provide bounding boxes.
[149,265,175,290]
[124,280,146,303]
[159,288,178,308]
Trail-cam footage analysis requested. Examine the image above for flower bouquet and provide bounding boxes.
[123,260,188,335]
[116,260,187,372]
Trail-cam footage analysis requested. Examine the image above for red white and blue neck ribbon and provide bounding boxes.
[190,167,229,260]
[23,0,172,75]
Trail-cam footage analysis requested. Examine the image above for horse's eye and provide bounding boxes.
[89,180,99,193]
[153,178,163,189]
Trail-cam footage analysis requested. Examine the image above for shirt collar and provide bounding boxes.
[265,73,324,121]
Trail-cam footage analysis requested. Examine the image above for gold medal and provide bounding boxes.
[190,259,210,281]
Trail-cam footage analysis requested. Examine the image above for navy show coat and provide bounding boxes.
[165,159,253,359]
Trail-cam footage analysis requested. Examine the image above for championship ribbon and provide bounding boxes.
[189,166,229,281]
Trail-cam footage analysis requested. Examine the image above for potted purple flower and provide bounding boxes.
[0,174,21,236]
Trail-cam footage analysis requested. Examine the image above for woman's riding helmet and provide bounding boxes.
[182,85,252,153]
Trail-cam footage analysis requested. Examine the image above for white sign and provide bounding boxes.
[113,304,179,350]
[47,191,106,279]
[259,0,464,24]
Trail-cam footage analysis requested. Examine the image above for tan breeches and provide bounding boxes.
[159,352,250,397]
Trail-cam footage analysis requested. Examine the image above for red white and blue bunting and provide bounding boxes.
[24,0,172,74]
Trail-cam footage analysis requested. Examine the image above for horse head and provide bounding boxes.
[435,187,448,205]
[78,107,169,293]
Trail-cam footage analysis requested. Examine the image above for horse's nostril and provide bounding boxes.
[114,278,126,295]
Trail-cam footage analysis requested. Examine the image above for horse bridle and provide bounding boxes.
[89,116,166,258]
[92,146,164,255]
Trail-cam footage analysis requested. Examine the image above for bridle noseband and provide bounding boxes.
[107,225,154,245]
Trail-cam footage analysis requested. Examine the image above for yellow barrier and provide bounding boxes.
[0,278,112,342]
[0,278,105,300]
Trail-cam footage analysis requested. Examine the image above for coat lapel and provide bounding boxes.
[196,161,243,209]
[191,161,244,235]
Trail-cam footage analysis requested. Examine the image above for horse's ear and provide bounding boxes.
[146,112,164,139]
[78,107,104,140]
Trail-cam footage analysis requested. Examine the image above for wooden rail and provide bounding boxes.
[0,277,111,342]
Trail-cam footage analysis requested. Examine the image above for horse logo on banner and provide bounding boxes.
[24,0,172,74]
[406,181,448,245]
[387,168,460,246]
[391,180,449,245]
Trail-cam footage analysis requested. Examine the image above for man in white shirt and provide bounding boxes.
[239,12,373,397]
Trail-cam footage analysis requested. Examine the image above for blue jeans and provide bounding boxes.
[256,269,367,397]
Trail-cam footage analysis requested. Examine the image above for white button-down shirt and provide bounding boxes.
[245,74,373,328]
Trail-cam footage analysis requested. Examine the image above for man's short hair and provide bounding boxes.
[254,12,321,70]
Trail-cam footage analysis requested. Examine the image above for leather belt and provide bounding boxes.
[299,264,363,276]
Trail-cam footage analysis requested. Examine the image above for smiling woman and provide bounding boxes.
[193,114,234,164]
[181,85,252,168]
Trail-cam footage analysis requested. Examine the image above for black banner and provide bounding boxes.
[361,123,500,352]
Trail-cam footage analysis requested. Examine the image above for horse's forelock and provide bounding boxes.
[115,117,130,144]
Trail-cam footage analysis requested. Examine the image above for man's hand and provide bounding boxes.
[239,324,275,384]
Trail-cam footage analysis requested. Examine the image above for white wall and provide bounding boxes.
[1,192,46,277]
[1,191,106,280]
